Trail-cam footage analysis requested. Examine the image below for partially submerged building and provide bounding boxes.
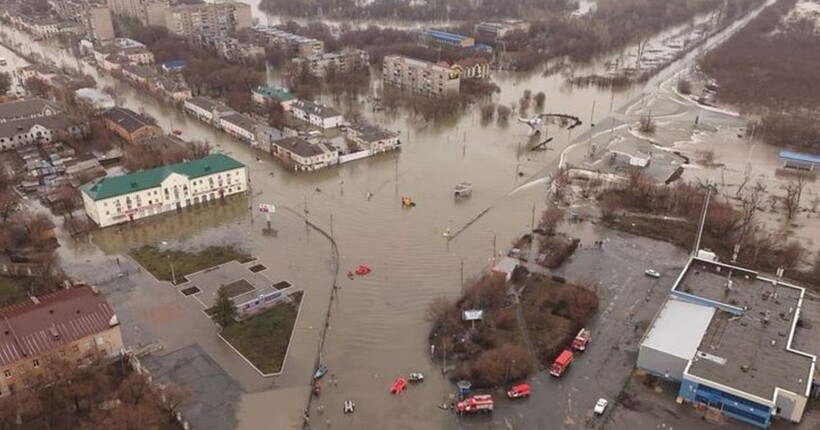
[638,255,818,428]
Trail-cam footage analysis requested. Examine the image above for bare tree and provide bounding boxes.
[781,172,809,219]
[188,139,212,159]
[539,208,565,235]
[738,182,765,241]
[638,115,656,134]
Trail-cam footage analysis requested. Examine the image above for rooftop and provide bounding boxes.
[0,286,118,367]
[81,154,245,201]
[292,100,341,119]
[347,123,398,143]
[221,113,258,132]
[103,107,156,133]
[676,258,816,400]
[185,96,235,114]
[384,55,454,73]
[642,298,715,359]
[779,150,820,165]
[253,85,295,102]
[425,29,471,43]
[275,137,326,158]
[0,98,61,122]
[0,114,81,139]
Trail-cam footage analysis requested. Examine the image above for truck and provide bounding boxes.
[549,349,574,377]
[456,395,494,414]
[571,328,591,352]
[506,383,531,399]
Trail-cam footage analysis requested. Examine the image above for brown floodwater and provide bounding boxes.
[0,8,776,426]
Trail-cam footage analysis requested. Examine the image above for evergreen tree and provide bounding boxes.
[213,287,238,327]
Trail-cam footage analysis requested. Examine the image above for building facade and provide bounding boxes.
[0,286,123,397]
[0,98,61,123]
[251,85,296,111]
[270,137,339,171]
[81,154,248,227]
[165,1,252,38]
[84,6,115,44]
[346,123,400,153]
[292,49,370,78]
[0,115,88,151]
[454,58,491,79]
[252,27,324,58]
[219,113,258,145]
[474,20,530,38]
[382,55,461,96]
[102,107,163,144]
[106,0,167,27]
[290,100,343,130]
[183,96,236,126]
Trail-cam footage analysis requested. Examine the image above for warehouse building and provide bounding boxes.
[638,256,817,428]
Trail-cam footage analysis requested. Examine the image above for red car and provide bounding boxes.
[506,383,531,399]
[390,377,407,394]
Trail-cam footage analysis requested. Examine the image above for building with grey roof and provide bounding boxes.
[0,114,88,151]
[0,98,61,123]
[638,256,818,428]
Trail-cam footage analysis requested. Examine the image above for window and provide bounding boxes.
[3,369,11,378]
[32,359,39,368]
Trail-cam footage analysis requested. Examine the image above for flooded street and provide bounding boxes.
[0,2,783,426]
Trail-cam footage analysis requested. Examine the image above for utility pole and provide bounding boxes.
[492,233,497,261]
[330,213,334,239]
[587,100,596,157]
[692,185,713,256]
[460,258,464,293]
[531,202,536,231]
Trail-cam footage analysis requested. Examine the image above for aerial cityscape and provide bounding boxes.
[0,0,818,429]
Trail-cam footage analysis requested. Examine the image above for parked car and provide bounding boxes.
[408,372,424,383]
[594,398,608,415]
[644,269,660,278]
[343,400,355,414]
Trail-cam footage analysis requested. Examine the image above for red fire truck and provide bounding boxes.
[549,349,574,377]
[456,395,494,414]
[571,328,591,352]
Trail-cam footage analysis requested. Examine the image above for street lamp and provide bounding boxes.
[161,241,177,285]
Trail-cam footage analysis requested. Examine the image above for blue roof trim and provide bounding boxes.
[779,150,820,164]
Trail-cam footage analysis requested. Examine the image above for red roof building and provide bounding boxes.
[0,286,123,396]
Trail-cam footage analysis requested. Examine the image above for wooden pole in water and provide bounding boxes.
[531,202,536,231]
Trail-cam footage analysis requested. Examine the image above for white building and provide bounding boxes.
[291,100,343,130]
[0,115,88,151]
[270,136,339,171]
[345,123,400,153]
[74,88,116,111]
[183,96,236,126]
[219,113,258,145]
[80,154,247,227]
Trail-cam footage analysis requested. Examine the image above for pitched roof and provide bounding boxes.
[292,100,341,119]
[275,136,326,158]
[348,123,398,143]
[0,286,118,367]
[103,107,156,133]
[221,113,258,132]
[0,98,61,122]
[81,154,245,201]
[0,114,81,139]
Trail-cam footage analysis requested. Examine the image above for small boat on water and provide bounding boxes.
[314,364,328,380]
[390,377,407,394]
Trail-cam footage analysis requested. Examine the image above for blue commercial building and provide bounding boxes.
[161,60,187,73]
[637,256,817,428]
[423,29,475,48]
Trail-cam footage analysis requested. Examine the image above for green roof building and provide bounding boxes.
[80,154,247,227]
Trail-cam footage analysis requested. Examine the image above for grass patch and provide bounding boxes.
[521,274,599,366]
[130,245,253,284]
[0,275,34,307]
[221,292,302,374]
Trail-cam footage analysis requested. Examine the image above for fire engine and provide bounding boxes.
[571,328,591,351]
[456,395,494,414]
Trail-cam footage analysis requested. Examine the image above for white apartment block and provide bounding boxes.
[382,55,461,96]
[80,154,247,227]
[291,100,343,130]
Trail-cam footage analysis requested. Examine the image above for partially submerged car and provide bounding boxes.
[594,398,608,415]
[644,269,661,278]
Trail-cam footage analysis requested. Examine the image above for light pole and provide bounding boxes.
[161,241,177,285]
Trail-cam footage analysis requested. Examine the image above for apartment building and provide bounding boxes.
[81,154,248,227]
[165,1,252,39]
[382,55,461,96]
[252,26,324,58]
[0,286,123,397]
[0,115,88,151]
[84,6,115,44]
[292,49,370,78]
[291,100,343,130]
[106,0,167,27]
[219,113,258,145]
[182,96,236,127]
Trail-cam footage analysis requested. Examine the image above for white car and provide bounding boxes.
[594,398,608,415]
[644,269,661,278]
[343,400,355,414]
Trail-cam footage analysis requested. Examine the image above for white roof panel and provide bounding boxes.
[642,299,714,360]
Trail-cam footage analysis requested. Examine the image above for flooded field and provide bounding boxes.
[0,3,790,427]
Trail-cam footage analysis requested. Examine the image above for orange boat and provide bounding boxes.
[390,377,407,394]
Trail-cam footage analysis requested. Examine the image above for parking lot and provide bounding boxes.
[451,224,690,429]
